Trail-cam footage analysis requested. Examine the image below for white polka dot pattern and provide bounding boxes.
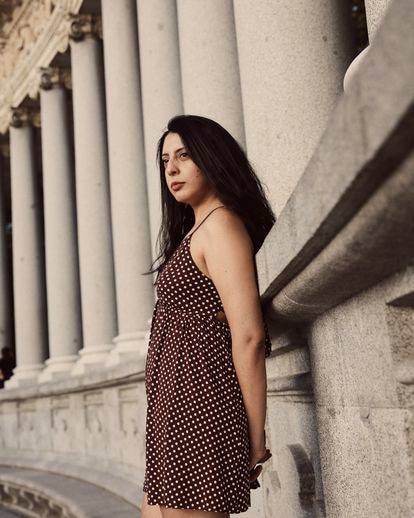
[142,212,271,514]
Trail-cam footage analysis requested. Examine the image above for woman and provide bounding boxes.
[141,115,275,518]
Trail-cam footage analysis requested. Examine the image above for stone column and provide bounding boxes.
[37,67,82,382]
[137,0,184,264]
[100,0,154,365]
[233,1,355,215]
[69,15,117,376]
[0,147,12,356]
[176,0,245,147]
[5,108,48,388]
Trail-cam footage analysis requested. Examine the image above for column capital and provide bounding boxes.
[39,66,72,91]
[68,14,102,42]
[9,107,41,129]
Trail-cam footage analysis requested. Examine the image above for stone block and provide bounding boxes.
[316,405,413,517]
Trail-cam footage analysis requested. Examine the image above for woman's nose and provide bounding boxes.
[165,159,178,175]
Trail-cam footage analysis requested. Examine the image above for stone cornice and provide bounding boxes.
[0,0,83,134]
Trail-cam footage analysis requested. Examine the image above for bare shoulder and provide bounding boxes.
[202,206,253,252]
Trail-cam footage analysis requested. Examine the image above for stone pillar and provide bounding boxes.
[0,147,12,356]
[176,0,245,147]
[343,0,391,93]
[100,0,154,364]
[5,108,48,388]
[233,1,355,215]
[37,67,83,382]
[69,15,117,375]
[137,0,184,263]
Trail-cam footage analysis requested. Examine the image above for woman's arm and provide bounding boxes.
[201,208,268,458]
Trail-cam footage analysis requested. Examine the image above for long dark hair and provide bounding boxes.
[145,115,275,283]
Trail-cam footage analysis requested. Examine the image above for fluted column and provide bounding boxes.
[5,108,48,388]
[37,67,83,382]
[234,1,355,215]
[69,15,117,376]
[137,0,184,264]
[176,0,245,146]
[100,0,154,364]
[0,148,12,357]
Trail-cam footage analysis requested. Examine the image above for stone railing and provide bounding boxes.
[0,358,147,509]
[255,0,414,515]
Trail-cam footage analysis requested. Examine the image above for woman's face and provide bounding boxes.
[162,132,212,205]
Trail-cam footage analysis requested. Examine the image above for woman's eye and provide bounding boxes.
[162,152,188,165]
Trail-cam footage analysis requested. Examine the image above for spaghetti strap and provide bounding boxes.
[186,205,226,240]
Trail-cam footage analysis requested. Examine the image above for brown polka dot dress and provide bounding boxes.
[142,206,272,514]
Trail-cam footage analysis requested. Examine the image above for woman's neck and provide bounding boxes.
[191,199,225,226]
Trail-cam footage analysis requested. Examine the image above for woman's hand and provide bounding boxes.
[249,446,269,471]
[248,430,272,488]
[248,447,272,488]
[249,429,269,469]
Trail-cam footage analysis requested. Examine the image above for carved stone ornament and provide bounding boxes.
[0,1,23,29]
[0,480,76,518]
[9,106,40,128]
[0,0,83,134]
[39,65,71,90]
[68,13,102,41]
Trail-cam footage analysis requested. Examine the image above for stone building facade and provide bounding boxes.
[0,0,413,516]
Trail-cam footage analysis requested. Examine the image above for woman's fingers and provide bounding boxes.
[249,464,263,481]
[256,448,272,464]
[249,450,272,490]
[249,447,272,469]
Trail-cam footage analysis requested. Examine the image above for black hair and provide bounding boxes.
[144,114,276,283]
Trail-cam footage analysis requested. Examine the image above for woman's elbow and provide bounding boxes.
[231,330,266,351]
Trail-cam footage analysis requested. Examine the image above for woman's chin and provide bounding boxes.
[173,192,190,203]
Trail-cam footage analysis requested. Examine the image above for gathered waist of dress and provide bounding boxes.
[155,298,228,325]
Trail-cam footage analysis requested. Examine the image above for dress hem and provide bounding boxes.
[142,487,250,515]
